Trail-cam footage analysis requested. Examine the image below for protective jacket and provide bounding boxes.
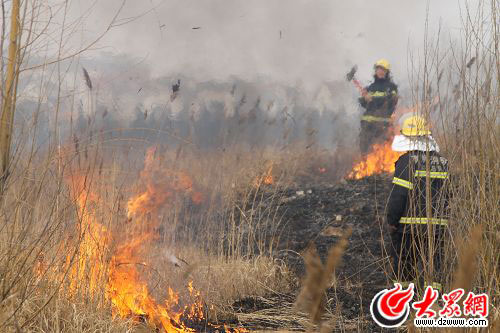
[387,149,449,290]
[358,77,398,122]
[387,150,449,230]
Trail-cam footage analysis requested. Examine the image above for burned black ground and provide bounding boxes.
[233,174,394,332]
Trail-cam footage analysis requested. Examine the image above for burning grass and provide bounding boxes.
[0,2,498,330]
[2,112,497,332]
[1,101,498,333]
[1,118,498,332]
[55,148,258,332]
[1,142,333,332]
[347,137,402,180]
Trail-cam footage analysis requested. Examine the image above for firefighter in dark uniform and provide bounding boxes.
[359,59,399,154]
[387,115,449,291]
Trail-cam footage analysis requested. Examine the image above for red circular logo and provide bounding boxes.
[370,283,414,327]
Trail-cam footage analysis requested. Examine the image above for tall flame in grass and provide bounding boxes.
[53,148,247,332]
[64,173,110,299]
[106,148,206,331]
[348,140,402,179]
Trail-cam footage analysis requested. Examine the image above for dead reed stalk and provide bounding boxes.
[294,228,352,332]
[451,225,483,292]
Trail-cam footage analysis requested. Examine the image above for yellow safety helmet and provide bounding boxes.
[401,115,432,136]
[374,59,391,71]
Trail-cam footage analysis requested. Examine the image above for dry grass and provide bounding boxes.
[394,1,499,331]
[18,298,132,333]
[451,225,483,292]
[155,245,295,311]
[294,228,352,332]
[0,141,329,331]
[0,1,498,332]
[440,1,499,326]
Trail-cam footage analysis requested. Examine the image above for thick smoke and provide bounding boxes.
[45,54,360,151]
[77,0,462,86]
[16,0,464,152]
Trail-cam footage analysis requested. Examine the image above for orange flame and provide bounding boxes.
[106,234,202,332]
[348,140,402,179]
[62,173,110,299]
[127,148,204,217]
[106,148,209,331]
[254,164,274,186]
[44,147,245,332]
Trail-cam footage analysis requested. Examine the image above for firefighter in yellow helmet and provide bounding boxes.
[358,59,399,154]
[387,114,449,291]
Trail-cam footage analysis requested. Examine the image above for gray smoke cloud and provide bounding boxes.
[55,55,361,151]
[17,0,466,153]
[77,0,462,86]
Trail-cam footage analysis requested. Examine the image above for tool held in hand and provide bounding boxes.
[346,65,365,95]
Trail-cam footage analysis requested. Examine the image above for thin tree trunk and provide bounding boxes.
[0,0,20,190]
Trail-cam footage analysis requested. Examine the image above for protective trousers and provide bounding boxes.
[359,120,389,154]
[390,226,445,290]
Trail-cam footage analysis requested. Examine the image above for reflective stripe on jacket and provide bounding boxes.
[359,77,398,119]
[400,217,448,226]
[361,115,391,123]
[387,151,450,229]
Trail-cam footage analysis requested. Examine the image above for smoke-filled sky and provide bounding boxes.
[14,0,478,157]
[74,0,464,87]
[18,0,474,151]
